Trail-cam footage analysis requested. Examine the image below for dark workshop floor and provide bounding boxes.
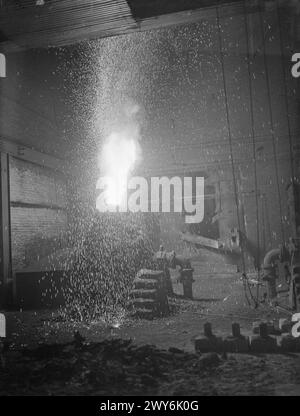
[1,267,300,396]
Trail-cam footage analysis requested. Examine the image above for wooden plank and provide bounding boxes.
[181,232,221,249]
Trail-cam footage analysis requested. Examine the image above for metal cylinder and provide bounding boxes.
[232,322,241,338]
[204,322,213,338]
[263,248,281,300]
[180,268,194,299]
[259,322,268,338]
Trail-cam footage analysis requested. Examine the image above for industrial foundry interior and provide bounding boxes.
[0,0,300,396]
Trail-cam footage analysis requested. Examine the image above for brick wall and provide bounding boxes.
[9,157,68,272]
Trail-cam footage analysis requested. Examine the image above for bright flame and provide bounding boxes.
[100,133,137,207]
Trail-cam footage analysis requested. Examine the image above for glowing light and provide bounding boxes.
[110,322,121,329]
[99,133,137,208]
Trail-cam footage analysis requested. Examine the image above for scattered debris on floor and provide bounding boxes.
[194,321,300,354]
[0,335,222,395]
[1,333,300,396]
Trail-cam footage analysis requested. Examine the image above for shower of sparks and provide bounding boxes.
[54,14,287,325]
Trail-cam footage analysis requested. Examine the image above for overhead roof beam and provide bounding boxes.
[0,136,69,175]
[0,0,263,53]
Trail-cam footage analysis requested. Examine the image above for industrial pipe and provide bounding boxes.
[288,238,300,311]
[263,248,281,301]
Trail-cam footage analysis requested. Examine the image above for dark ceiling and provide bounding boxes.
[0,0,260,53]
[126,0,240,19]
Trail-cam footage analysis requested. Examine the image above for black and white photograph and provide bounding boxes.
[0,0,300,398]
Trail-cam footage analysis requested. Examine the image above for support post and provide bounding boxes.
[0,153,12,308]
